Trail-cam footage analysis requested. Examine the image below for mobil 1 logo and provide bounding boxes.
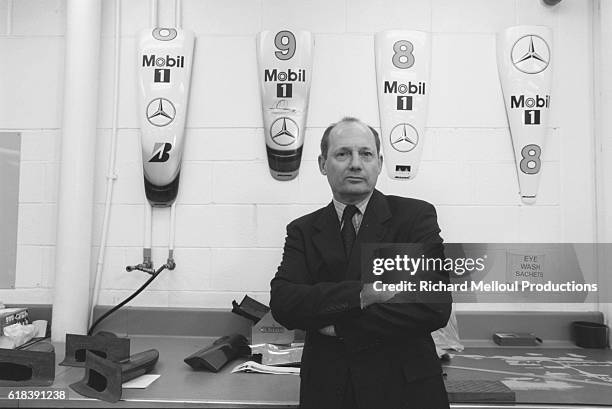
[510,94,550,125]
[142,54,186,84]
[384,80,425,111]
[264,31,307,99]
[385,40,425,111]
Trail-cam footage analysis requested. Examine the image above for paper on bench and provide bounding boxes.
[232,361,299,375]
[122,374,160,388]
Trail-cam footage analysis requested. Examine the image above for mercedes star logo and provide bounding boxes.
[146,98,176,127]
[389,123,419,152]
[511,34,550,74]
[270,117,299,146]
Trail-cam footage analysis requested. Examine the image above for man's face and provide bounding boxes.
[318,121,383,204]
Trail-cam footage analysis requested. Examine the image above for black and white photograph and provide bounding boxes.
[0,0,611,407]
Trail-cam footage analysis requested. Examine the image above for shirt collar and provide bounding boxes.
[332,191,373,222]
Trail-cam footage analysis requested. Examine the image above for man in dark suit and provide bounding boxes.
[270,117,451,409]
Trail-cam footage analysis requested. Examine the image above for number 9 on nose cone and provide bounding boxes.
[375,30,431,180]
[256,30,314,181]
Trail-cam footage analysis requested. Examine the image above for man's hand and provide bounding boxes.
[360,282,401,309]
[318,325,337,337]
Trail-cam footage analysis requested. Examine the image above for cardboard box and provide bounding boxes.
[252,311,295,345]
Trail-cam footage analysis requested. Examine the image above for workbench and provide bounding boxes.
[2,335,611,408]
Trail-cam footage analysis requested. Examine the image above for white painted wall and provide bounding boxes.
[0,0,599,311]
[593,0,612,325]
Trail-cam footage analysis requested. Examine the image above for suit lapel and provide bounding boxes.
[346,190,392,280]
[313,202,347,282]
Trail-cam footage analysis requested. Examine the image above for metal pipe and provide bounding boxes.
[167,202,176,269]
[6,0,13,35]
[150,0,158,27]
[143,202,152,268]
[51,0,102,342]
[174,0,182,29]
[89,0,122,328]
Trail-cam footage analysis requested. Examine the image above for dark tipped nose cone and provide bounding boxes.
[266,145,303,181]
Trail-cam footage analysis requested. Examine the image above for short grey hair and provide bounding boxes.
[320,117,380,159]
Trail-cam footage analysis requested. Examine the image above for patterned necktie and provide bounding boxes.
[341,205,359,257]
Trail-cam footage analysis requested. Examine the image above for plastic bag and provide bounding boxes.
[3,323,38,348]
[250,343,303,366]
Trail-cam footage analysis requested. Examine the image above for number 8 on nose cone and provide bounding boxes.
[137,27,195,206]
[375,30,431,180]
[256,30,314,181]
[497,26,553,205]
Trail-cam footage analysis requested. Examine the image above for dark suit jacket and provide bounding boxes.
[270,190,452,409]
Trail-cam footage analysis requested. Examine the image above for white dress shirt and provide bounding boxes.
[332,192,373,234]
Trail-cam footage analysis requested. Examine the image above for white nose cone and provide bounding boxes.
[374,30,431,181]
[497,25,553,205]
[137,27,195,205]
[256,30,314,181]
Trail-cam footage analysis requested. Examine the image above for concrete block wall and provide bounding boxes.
[0,0,598,310]
[594,0,612,324]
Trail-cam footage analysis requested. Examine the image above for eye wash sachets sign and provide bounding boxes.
[375,31,431,180]
[257,30,314,181]
[138,28,195,206]
[497,26,553,204]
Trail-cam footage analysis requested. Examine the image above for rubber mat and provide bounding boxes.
[444,380,516,402]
